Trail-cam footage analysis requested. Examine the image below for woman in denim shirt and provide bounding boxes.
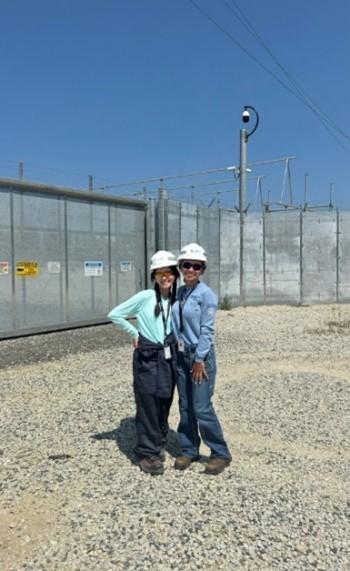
[171,243,231,475]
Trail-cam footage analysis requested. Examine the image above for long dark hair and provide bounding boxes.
[151,266,179,317]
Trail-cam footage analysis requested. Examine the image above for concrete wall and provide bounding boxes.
[1,182,350,338]
[159,199,350,307]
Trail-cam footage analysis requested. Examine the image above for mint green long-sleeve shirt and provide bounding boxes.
[107,289,172,344]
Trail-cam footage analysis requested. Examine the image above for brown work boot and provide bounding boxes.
[139,456,164,475]
[204,457,231,475]
[174,455,199,471]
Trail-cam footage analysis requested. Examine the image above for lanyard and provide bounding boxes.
[160,298,171,342]
[179,284,198,333]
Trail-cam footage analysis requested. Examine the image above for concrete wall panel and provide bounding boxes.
[167,200,181,255]
[264,211,300,304]
[243,214,264,305]
[180,203,198,246]
[302,212,337,303]
[197,207,220,294]
[219,209,240,304]
[338,212,350,302]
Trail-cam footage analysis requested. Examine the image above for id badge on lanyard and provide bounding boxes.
[178,339,185,352]
[161,299,171,360]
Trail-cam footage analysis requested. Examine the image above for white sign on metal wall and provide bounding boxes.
[84,261,103,277]
[0,261,9,275]
[48,261,61,274]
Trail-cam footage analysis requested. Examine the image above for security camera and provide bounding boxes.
[242,109,250,123]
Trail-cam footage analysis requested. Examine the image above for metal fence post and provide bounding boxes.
[157,187,167,250]
[262,210,267,304]
[239,128,248,306]
[64,197,70,321]
[108,205,112,309]
[18,161,24,180]
[145,200,156,288]
[299,210,303,304]
[218,207,221,302]
[336,210,340,302]
[9,189,16,330]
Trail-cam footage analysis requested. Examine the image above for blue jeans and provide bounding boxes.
[176,346,231,460]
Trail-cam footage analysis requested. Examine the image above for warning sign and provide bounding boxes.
[120,261,133,272]
[16,261,39,277]
[48,261,61,274]
[0,261,9,275]
[84,261,103,277]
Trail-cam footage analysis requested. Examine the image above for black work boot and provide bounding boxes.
[139,456,164,475]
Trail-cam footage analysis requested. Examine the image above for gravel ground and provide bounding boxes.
[1,304,350,570]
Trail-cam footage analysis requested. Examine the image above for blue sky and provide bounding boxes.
[1,0,350,209]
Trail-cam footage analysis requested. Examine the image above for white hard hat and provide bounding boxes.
[150,250,177,271]
[177,243,207,263]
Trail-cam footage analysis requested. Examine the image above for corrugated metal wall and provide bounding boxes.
[0,182,147,338]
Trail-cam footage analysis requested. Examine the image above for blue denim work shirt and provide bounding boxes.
[171,281,217,362]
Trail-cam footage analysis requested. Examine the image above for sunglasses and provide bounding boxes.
[181,261,203,271]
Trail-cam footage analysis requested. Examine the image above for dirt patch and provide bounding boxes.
[0,492,65,569]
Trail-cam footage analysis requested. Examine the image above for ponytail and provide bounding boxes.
[154,283,162,317]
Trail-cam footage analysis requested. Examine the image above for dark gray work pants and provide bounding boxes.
[134,388,174,458]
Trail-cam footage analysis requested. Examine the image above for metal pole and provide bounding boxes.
[336,209,340,302]
[108,205,112,308]
[64,198,70,321]
[9,190,16,330]
[157,186,167,250]
[218,208,221,303]
[88,175,93,191]
[239,128,248,305]
[299,210,303,304]
[304,173,308,210]
[262,209,266,304]
[190,186,194,204]
[18,161,24,180]
[287,159,293,204]
[329,183,334,208]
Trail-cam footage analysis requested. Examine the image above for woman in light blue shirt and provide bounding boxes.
[172,243,231,475]
[108,250,179,475]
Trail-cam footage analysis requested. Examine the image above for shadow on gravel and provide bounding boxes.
[91,416,181,463]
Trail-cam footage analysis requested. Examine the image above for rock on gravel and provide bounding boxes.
[1,304,350,570]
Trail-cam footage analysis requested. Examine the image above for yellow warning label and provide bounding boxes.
[16,261,39,277]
